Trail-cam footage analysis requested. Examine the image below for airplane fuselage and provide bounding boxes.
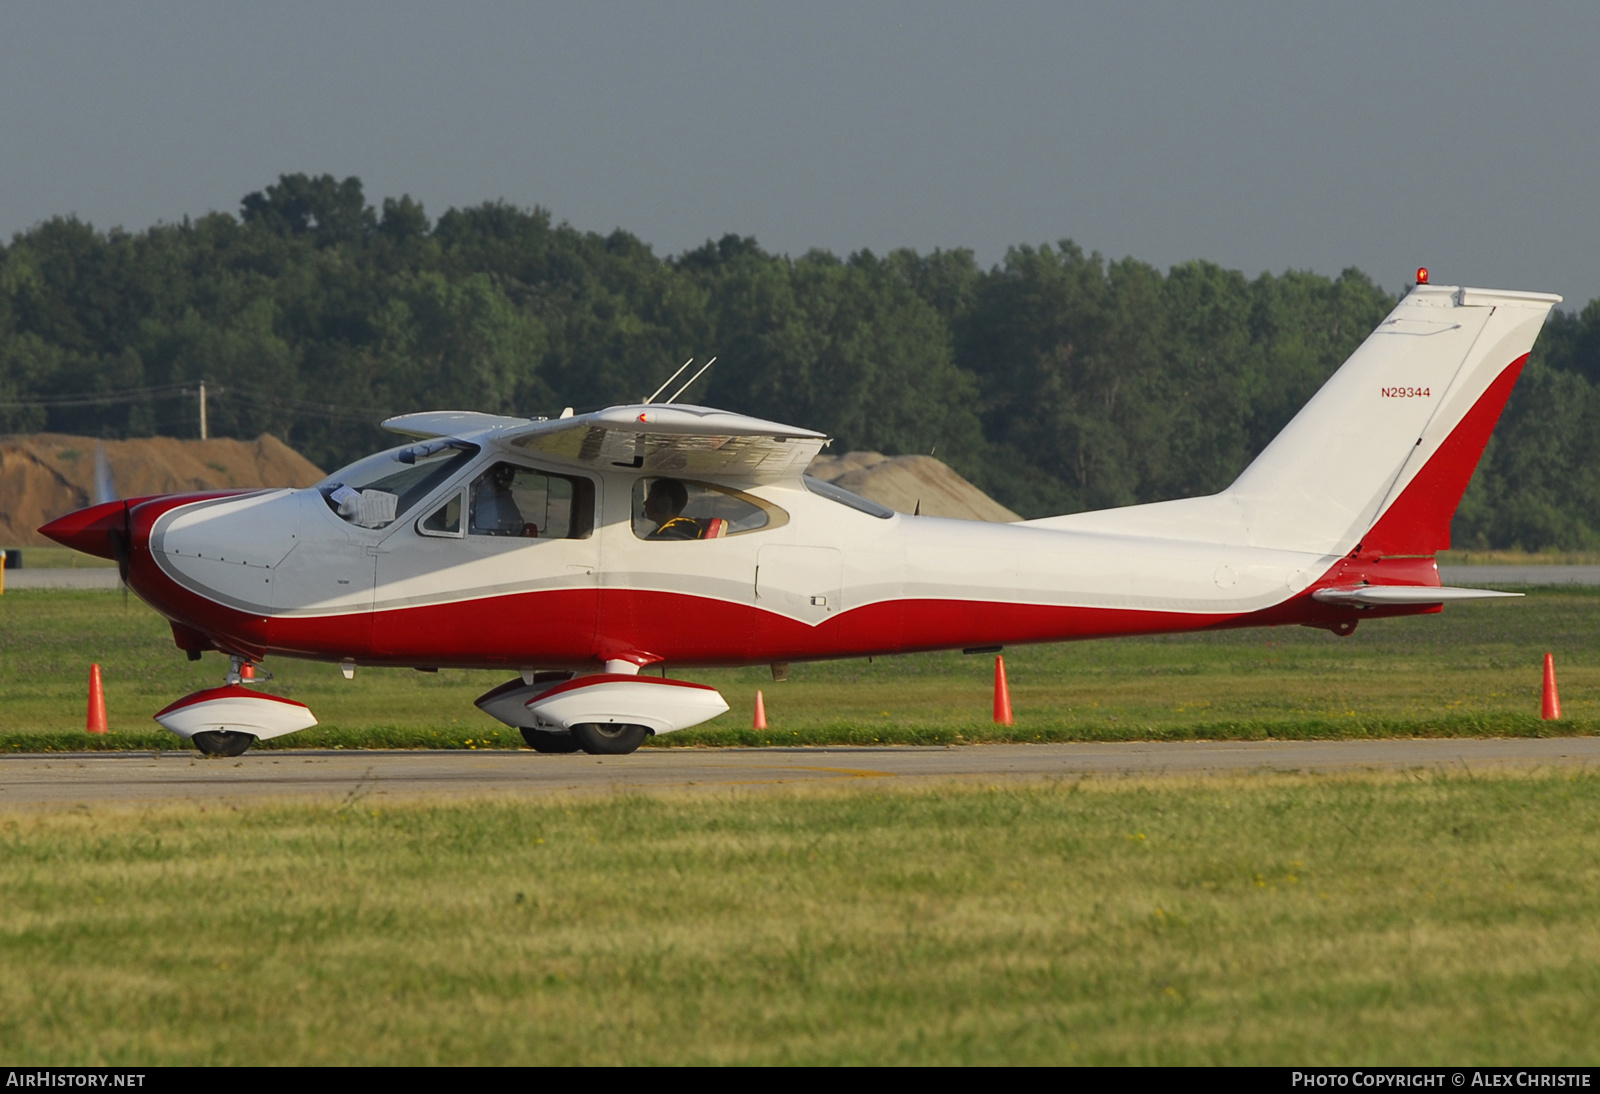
[107,467,1419,674]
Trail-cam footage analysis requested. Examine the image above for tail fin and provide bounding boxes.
[1230,283,1560,555]
[1030,283,1561,557]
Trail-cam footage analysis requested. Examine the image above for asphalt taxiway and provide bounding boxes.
[1,738,1597,807]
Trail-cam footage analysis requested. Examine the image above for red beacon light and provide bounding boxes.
[1416,267,1430,285]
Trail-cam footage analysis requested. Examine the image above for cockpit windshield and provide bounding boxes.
[317,441,480,529]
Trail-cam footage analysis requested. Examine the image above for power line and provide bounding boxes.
[0,381,394,424]
[217,384,393,423]
[0,382,195,409]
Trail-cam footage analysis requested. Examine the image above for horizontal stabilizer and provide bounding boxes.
[1310,585,1523,606]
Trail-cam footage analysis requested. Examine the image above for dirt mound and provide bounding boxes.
[806,452,1020,522]
[0,434,325,547]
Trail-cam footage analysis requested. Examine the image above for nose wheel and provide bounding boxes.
[192,730,255,757]
[155,655,311,757]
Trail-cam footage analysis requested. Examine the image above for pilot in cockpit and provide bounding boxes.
[643,478,701,540]
[472,463,532,537]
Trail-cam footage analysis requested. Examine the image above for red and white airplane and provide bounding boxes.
[42,277,1560,757]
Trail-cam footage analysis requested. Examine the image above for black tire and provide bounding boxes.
[192,730,254,757]
[571,723,650,756]
[520,728,583,754]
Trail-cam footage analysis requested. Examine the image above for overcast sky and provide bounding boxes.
[3,2,1596,306]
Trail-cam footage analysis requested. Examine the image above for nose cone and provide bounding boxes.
[39,500,127,560]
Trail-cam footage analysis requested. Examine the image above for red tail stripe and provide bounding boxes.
[1362,353,1528,556]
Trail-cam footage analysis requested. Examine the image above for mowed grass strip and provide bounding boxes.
[2,773,1599,1064]
[2,586,1597,747]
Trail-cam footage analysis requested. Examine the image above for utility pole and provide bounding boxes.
[199,382,208,440]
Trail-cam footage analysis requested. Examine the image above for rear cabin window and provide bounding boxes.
[630,478,783,541]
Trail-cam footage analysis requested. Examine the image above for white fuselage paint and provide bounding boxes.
[150,473,1335,628]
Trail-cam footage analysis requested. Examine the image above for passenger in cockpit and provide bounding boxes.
[644,478,701,540]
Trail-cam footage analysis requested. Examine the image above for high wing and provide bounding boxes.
[386,404,830,484]
[381,411,531,439]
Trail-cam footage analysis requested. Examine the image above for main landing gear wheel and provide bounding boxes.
[192,730,255,758]
[571,723,651,756]
[520,728,583,754]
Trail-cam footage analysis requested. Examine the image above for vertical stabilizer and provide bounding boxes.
[1231,285,1559,555]
[1028,284,1561,556]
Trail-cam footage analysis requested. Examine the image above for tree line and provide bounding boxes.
[3,173,1597,548]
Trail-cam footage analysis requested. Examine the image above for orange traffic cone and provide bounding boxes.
[993,655,1014,726]
[1541,653,1562,720]
[754,689,768,730]
[87,663,108,735]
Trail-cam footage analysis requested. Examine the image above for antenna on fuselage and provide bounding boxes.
[664,356,717,404]
[644,358,694,404]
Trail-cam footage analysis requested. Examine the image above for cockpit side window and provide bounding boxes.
[630,478,787,541]
[320,442,479,529]
[468,462,594,540]
[418,491,464,537]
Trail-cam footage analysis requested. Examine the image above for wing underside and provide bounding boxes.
[506,405,829,482]
[384,404,828,483]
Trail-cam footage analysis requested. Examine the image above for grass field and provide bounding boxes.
[1437,549,1600,566]
[2,547,118,569]
[1,585,1596,750]
[2,772,1597,1065]
[4,585,1599,1065]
